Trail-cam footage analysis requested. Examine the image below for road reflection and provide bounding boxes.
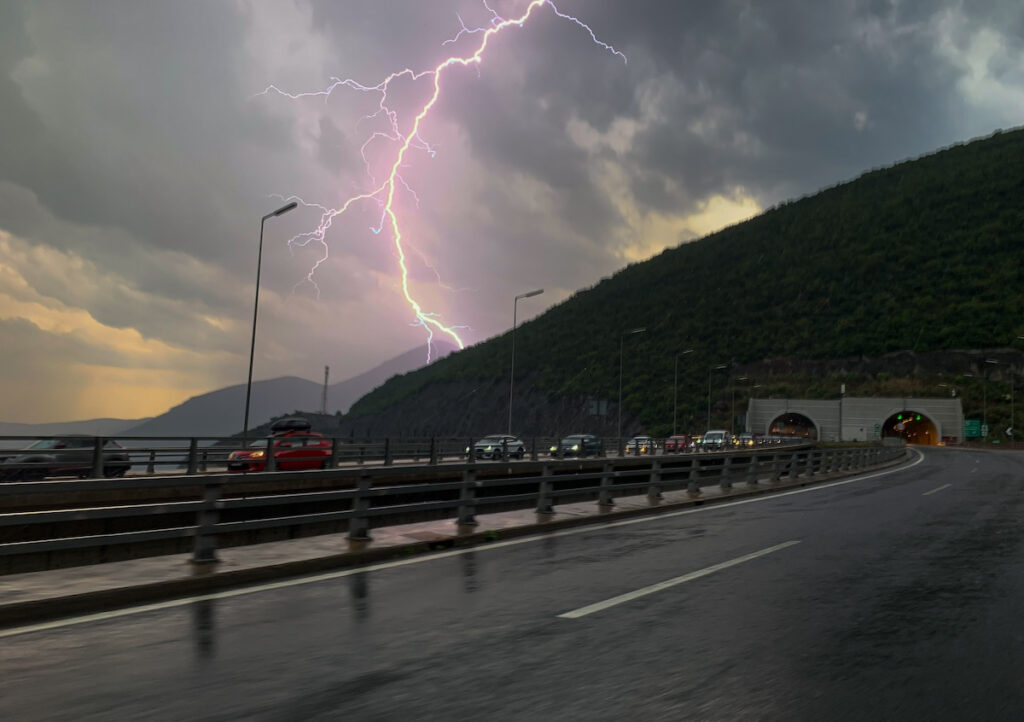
[349,572,370,621]
[461,551,478,594]
[191,598,216,662]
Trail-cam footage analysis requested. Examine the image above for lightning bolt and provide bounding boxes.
[259,0,625,358]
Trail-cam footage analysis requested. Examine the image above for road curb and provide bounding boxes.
[0,451,911,628]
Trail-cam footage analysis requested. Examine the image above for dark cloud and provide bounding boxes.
[1,0,1022,420]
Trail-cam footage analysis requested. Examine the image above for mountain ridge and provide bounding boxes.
[340,126,1024,437]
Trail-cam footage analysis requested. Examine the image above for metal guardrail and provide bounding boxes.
[0,444,907,573]
[0,434,808,481]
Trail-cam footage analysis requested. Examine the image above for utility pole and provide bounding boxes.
[321,365,329,415]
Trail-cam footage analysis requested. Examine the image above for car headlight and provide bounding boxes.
[251,450,265,458]
[571,444,579,451]
[549,446,557,452]
[485,445,493,451]
[465,447,471,453]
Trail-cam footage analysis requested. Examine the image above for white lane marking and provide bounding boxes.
[922,483,951,496]
[558,540,801,619]
[0,449,923,639]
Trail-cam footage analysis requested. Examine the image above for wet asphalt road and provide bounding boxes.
[4,446,1024,721]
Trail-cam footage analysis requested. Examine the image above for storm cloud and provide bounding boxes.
[0,0,1021,422]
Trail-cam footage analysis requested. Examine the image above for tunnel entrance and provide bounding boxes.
[768,412,818,440]
[882,410,937,445]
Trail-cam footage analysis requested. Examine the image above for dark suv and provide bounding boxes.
[551,434,604,458]
[0,437,131,481]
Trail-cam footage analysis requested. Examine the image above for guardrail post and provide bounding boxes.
[384,438,393,466]
[598,461,615,507]
[429,437,438,465]
[200,450,208,473]
[719,456,733,491]
[457,466,478,527]
[531,437,538,461]
[330,438,340,469]
[186,438,199,475]
[647,459,663,502]
[747,454,759,486]
[348,473,373,542]
[687,458,701,495]
[147,450,156,474]
[771,452,783,483]
[536,464,554,515]
[265,438,277,472]
[90,437,105,479]
[191,479,222,564]
[358,445,365,465]
[501,438,509,462]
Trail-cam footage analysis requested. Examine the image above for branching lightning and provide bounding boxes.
[259,0,625,358]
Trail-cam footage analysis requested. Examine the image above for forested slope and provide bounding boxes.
[348,127,1024,435]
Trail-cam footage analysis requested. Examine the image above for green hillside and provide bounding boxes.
[349,127,1024,435]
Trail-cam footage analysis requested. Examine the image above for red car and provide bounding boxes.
[663,434,691,453]
[227,431,332,472]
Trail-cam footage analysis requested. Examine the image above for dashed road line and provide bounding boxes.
[558,540,802,619]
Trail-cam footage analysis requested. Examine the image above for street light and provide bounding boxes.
[243,201,298,441]
[672,348,694,435]
[707,363,727,430]
[731,376,760,435]
[983,358,1000,437]
[507,288,544,434]
[618,327,646,451]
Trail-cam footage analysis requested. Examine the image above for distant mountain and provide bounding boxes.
[328,341,457,413]
[121,341,456,438]
[0,418,149,438]
[122,376,323,439]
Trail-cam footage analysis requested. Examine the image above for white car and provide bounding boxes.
[700,430,731,451]
[624,435,656,455]
[467,435,526,460]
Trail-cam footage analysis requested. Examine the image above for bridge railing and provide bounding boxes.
[0,434,811,481]
[0,444,907,574]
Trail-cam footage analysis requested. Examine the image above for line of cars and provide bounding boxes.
[0,420,799,481]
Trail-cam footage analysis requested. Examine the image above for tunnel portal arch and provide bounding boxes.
[768,412,819,440]
[881,410,938,445]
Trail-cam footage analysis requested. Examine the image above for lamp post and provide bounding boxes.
[507,288,544,434]
[672,348,694,435]
[1012,336,1024,441]
[618,327,646,451]
[731,377,760,435]
[243,201,298,441]
[984,358,999,438]
[707,363,727,430]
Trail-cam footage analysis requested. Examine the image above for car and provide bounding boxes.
[466,435,526,460]
[624,435,656,455]
[663,434,691,453]
[0,436,131,481]
[700,430,731,451]
[550,434,604,458]
[227,431,332,472]
[736,433,755,447]
[269,416,314,433]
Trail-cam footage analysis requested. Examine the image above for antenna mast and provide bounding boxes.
[321,365,329,415]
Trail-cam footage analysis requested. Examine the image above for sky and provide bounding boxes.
[1,0,1022,423]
